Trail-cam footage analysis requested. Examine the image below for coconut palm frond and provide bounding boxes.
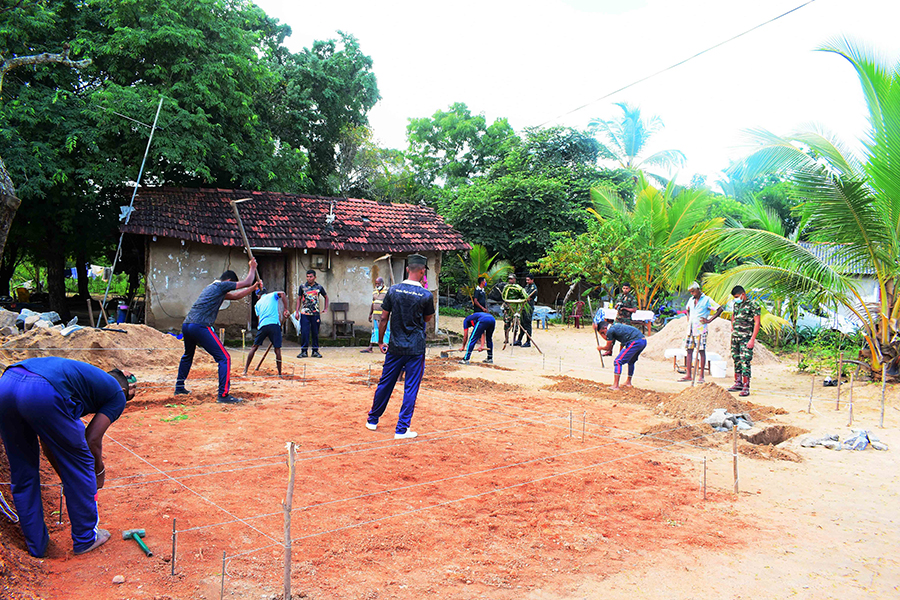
[702,263,851,308]
[589,183,627,220]
[726,128,819,183]
[638,149,687,171]
[743,196,785,236]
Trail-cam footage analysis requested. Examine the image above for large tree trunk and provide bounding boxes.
[45,248,70,322]
[0,237,20,298]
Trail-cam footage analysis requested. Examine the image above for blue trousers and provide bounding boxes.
[464,321,494,361]
[614,339,647,376]
[367,353,426,434]
[0,367,100,556]
[300,313,321,351]
[177,323,231,397]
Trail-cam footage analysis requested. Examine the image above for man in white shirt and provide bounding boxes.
[679,281,723,384]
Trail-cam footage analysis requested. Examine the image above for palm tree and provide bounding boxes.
[588,102,686,184]
[458,244,513,303]
[667,37,900,375]
[590,172,722,309]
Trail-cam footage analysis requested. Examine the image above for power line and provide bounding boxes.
[537,0,819,127]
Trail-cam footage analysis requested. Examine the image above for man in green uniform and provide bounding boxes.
[500,273,527,346]
[514,274,537,347]
[728,286,761,397]
[613,283,638,325]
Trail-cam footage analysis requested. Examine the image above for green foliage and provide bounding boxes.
[785,327,866,375]
[457,244,512,300]
[445,126,629,266]
[439,306,470,317]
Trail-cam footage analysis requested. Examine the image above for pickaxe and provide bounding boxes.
[230,197,261,284]
[587,296,605,368]
[122,528,153,556]
[374,254,394,286]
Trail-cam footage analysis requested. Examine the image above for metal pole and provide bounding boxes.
[220,551,226,600]
[807,375,814,414]
[702,456,707,501]
[171,518,176,576]
[57,485,63,525]
[881,364,887,428]
[848,373,855,427]
[836,352,843,409]
[100,96,165,322]
[732,425,739,495]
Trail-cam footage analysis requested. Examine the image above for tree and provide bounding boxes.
[668,38,900,376]
[406,102,516,192]
[268,31,380,195]
[457,244,513,303]
[536,172,722,310]
[446,126,628,266]
[588,102,686,184]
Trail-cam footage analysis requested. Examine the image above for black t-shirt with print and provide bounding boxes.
[382,281,435,356]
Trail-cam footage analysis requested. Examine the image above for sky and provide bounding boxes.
[253,0,900,189]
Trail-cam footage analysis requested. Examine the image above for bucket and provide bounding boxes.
[116,305,129,324]
[710,360,727,378]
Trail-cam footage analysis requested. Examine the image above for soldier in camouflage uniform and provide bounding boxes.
[727,286,761,397]
[613,283,638,324]
[500,273,527,345]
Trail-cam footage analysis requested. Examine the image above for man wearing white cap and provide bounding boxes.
[679,281,723,384]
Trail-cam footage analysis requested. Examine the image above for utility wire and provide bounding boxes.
[537,0,819,127]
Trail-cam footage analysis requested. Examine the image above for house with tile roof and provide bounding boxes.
[121,187,470,336]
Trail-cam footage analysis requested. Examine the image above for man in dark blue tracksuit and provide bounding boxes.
[596,320,647,390]
[365,254,435,440]
[0,357,136,557]
[175,258,260,403]
[459,312,495,364]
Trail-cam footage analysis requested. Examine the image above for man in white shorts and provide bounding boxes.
[679,281,723,383]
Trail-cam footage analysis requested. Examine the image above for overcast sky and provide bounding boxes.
[254,0,900,188]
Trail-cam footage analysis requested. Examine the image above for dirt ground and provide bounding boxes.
[1,319,898,599]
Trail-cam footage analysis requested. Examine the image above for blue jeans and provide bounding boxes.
[614,339,647,376]
[300,313,320,351]
[367,353,426,434]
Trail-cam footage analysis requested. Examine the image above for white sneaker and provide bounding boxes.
[365,422,377,431]
[394,430,418,440]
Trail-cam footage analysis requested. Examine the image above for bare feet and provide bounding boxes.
[621,383,633,388]
[360,348,373,353]
[697,378,705,384]
[75,529,111,555]
[677,375,692,382]
[608,386,620,391]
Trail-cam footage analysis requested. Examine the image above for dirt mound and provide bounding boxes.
[0,446,48,600]
[640,420,716,447]
[646,318,779,366]
[739,442,803,463]
[0,324,191,372]
[542,375,672,406]
[659,382,786,421]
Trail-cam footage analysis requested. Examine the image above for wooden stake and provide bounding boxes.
[848,373,855,426]
[283,442,296,600]
[836,352,843,410]
[732,425,739,495]
[86,299,95,328]
[881,363,887,428]
[808,375,815,414]
[569,410,573,438]
[582,411,586,443]
[219,328,225,343]
[241,329,246,350]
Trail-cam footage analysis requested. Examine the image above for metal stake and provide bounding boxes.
[836,352,843,409]
[881,363,887,428]
[220,551,226,600]
[171,518,176,576]
[57,485,63,525]
[848,373,855,426]
[241,329,246,350]
[702,456,707,500]
[807,376,814,414]
[219,328,225,344]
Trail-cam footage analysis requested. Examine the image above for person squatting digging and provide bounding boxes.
[459,311,496,365]
[514,274,537,347]
[243,289,289,377]
[176,258,261,403]
[0,357,137,557]
[472,276,488,351]
[366,254,435,440]
[594,319,647,391]
[728,286,761,397]
[295,269,328,359]
[362,277,390,353]
[679,281,723,384]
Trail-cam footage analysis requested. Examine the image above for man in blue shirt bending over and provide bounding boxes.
[459,311,495,365]
[365,254,435,440]
[596,320,647,391]
[0,357,137,557]
[243,288,288,377]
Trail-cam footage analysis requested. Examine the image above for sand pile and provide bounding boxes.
[645,317,779,365]
[655,382,757,420]
[0,324,192,372]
